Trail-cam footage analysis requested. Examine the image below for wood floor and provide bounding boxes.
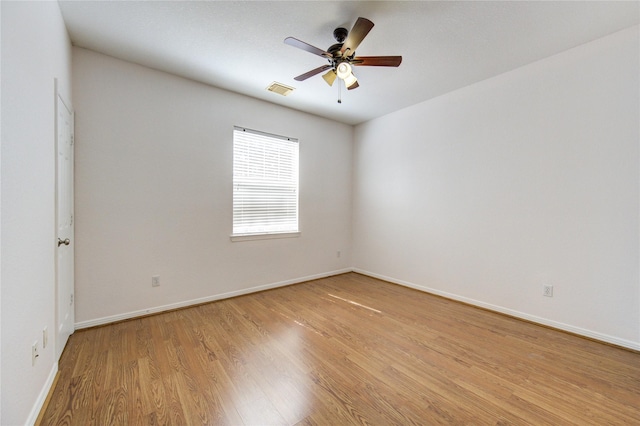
[40,273,640,425]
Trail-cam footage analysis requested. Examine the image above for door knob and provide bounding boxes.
[58,238,70,246]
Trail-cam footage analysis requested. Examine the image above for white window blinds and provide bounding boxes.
[232,127,299,236]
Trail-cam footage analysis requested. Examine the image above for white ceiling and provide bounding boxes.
[58,1,639,125]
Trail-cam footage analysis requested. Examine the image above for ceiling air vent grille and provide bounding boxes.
[266,82,295,96]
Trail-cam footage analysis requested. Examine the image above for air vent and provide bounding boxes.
[266,82,295,96]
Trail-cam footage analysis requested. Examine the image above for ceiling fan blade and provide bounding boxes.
[340,17,374,56]
[347,81,359,90]
[294,65,332,81]
[352,56,402,67]
[284,37,331,58]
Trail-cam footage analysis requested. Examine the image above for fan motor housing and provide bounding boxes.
[327,43,343,57]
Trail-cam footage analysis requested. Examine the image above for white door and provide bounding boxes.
[56,92,74,359]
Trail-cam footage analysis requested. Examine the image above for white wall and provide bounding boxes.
[73,48,353,326]
[1,1,73,424]
[353,26,640,349]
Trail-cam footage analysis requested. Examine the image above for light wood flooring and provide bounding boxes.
[40,273,640,425]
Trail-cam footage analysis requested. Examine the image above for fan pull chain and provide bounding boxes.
[337,80,342,104]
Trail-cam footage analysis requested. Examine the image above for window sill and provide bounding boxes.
[230,231,301,242]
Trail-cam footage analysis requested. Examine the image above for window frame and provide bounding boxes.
[230,126,300,242]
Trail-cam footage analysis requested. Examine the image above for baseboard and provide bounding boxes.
[74,267,639,351]
[26,363,58,426]
[353,268,640,352]
[75,268,353,329]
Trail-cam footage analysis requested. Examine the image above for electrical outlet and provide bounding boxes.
[152,275,160,287]
[43,327,48,349]
[32,341,39,366]
[543,285,554,297]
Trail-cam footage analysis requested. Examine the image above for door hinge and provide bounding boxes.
[70,294,74,305]
[70,214,74,226]
[71,133,74,146]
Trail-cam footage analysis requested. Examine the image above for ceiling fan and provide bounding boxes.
[284,17,402,91]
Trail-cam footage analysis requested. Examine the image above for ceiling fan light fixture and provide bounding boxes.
[284,17,402,96]
[347,80,360,91]
[322,70,337,86]
[336,62,352,80]
[344,72,358,89]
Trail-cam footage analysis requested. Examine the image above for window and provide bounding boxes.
[232,126,299,240]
